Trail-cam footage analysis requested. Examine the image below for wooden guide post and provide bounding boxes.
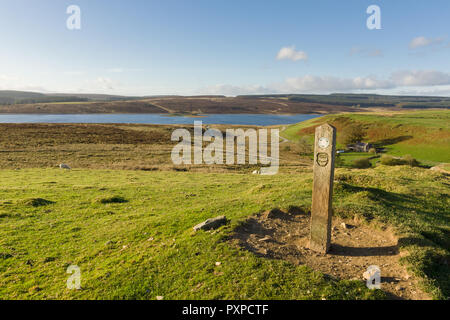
[310,124,336,253]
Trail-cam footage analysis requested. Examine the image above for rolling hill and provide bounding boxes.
[0,91,449,114]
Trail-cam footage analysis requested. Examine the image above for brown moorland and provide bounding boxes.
[0,123,309,172]
[0,96,365,114]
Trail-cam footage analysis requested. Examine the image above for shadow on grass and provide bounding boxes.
[336,183,448,221]
[95,196,128,204]
[374,135,413,147]
[399,245,450,299]
[330,244,399,257]
[336,182,450,299]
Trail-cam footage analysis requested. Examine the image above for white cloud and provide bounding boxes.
[0,74,49,92]
[198,84,273,96]
[276,46,308,61]
[277,71,450,93]
[409,36,444,49]
[2,69,450,97]
[394,85,450,96]
[198,70,450,96]
[95,77,115,90]
[390,70,450,86]
[73,77,120,93]
[274,75,393,93]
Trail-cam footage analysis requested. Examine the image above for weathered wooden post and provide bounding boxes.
[310,124,336,253]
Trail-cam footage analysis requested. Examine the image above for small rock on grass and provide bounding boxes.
[193,216,227,231]
[258,236,272,242]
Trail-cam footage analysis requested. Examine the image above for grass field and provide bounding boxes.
[0,166,448,300]
[0,109,449,300]
[282,110,450,166]
[335,152,378,168]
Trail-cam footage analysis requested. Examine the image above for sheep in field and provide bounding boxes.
[59,163,71,170]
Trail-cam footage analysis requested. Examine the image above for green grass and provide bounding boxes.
[0,167,448,300]
[282,110,450,165]
[384,144,448,166]
[336,152,378,168]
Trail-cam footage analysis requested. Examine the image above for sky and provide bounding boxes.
[0,0,449,96]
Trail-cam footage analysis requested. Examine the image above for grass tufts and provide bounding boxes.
[21,198,55,207]
[95,196,128,204]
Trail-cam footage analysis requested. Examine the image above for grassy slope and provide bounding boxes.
[0,167,448,299]
[282,110,450,165]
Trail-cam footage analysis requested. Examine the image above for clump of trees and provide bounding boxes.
[338,122,367,145]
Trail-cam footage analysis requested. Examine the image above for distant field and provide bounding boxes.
[282,110,450,165]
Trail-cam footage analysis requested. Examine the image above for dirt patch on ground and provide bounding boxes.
[431,164,450,175]
[231,208,430,300]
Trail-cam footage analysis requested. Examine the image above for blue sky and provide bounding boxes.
[0,0,449,96]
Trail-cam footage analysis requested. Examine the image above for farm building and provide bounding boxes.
[346,142,373,152]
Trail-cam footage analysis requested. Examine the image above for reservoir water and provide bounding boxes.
[0,113,320,126]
